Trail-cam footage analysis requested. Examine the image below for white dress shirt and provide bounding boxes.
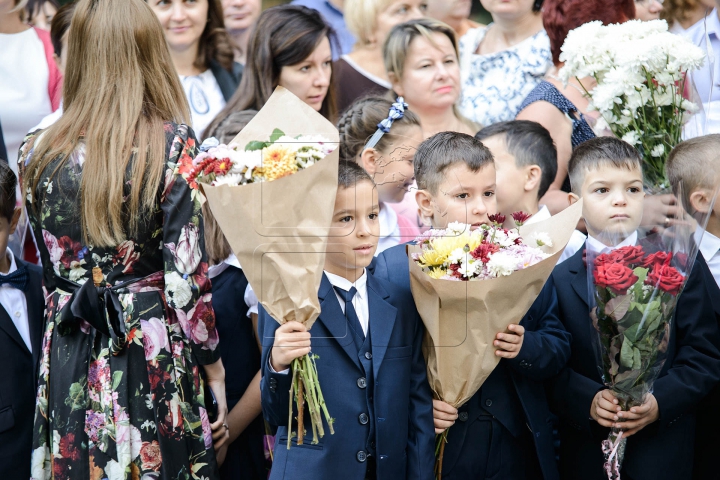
[695,227,720,287]
[585,231,638,255]
[376,203,401,256]
[685,10,720,137]
[0,248,31,352]
[524,205,587,264]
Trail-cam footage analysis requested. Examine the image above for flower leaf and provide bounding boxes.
[269,128,286,143]
[245,140,269,151]
[620,339,635,368]
[605,294,632,321]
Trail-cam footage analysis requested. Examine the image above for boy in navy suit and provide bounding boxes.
[551,136,720,480]
[372,132,571,480]
[0,162,45,479]
[665,135,720,480]
[258,161,435,480]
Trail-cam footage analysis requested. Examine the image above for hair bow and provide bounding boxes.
[363,97,408,150]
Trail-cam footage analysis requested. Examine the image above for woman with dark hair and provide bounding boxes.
[149,0,242,137]
[205,5,337,136]
[458,0,552,126]
[25,0,58,30]
[516,0,636,214]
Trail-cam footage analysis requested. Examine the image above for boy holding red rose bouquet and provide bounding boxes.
[550,137,720,480]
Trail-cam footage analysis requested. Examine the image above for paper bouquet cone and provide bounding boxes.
[201,87,339,330]
[408,200,583,407]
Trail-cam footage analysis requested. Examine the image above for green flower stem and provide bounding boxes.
[287,353,335,449]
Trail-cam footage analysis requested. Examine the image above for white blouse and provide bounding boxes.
[459,25,553,126]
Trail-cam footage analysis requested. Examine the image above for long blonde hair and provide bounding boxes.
[25,0,190,247]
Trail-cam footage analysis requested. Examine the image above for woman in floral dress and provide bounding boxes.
[18,1,228,478]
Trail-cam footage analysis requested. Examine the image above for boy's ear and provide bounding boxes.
[360,148,379,176]
[524,165,542,193]
[415,189,435,226]
[568,192,580,206]
[9,208,21,235]
[689,188,712,215]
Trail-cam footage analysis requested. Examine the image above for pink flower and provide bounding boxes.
[140,440,162,471]
[140,318,169,360]
[42,230,64,273]
[115,240,140,274]
[175,293,218,351]
[166,223,201,274]
[199,407,213,450]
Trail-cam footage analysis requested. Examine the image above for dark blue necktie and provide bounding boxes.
[0,264,28,291]
[333,286,365,345]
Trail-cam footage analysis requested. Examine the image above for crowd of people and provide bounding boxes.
[2,0,720,479]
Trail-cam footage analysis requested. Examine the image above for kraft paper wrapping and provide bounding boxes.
[408,200,583,407]
[201,87,339,330]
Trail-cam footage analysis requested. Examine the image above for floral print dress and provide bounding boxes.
[19,123,221,480]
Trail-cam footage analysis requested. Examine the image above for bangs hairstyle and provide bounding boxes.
[666,134,720,215]
[543,0,635,65]
[344,0,392,46]
[204,5,338,137]
[339,160,376,189]
[568,137,642,193]
[415,132,494,195]
[338,96,421,161]
[0,162,17,223]
[203,110,258,265]
[51,1,76,57]
[25,0,190,247]
[476,120,558,199]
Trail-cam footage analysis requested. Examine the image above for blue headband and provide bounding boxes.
[363,97,408,150]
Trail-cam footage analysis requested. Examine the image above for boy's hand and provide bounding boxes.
[494,324,525,359]
[270,321,311,372]
[591,389,621,428]
[616,394,659,437]
[433,400,458,434]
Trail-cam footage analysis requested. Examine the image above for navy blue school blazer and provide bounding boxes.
[372,244,571,480]
[259,273,435,480]
[550,246,720,480]
[0,259,44,480]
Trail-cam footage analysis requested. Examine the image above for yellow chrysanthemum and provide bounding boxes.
[261,144,298,181]
[427,268,447,279]
[428,233,472,260]
[417,249,448,268]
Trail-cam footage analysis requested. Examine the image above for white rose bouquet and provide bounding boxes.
[559,20,705,189]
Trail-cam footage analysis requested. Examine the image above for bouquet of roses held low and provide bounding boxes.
[406,204,583,479]
[587,239,698,480]
[559,20,705,189]
[198,87,340,449]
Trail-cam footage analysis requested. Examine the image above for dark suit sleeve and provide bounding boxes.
[653,257,720,432]
[549,365,605,434]
[259,306,295,427]
[505,278,572,381]
[405,306,435,480]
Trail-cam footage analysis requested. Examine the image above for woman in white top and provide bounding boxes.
[149,0,242,138]
[458,0,552,127]
[334,0,426,114]
[662,0,714,37]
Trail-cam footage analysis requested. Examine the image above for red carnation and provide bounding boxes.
[511,211,532,226]
[470,242,500,263]
[488,213,506,226]
[594,262,639,295]
[645,264,685,295]
[641,251,671,269]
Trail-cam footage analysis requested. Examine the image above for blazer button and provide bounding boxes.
[458,411,469,422]
[357,451,367,463]
[365,352,372,360]
[485,399,493,407]
[357,377,367,389]
[519,360,528,368]
[359,413,369,425]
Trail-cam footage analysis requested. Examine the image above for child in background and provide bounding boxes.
[666,135,720,480]
[476,120,586,262]
[338,96,423,253]
[204,110,266,480]
[372,132,570,480]
[258,161,435,480]
[551,136,720,480]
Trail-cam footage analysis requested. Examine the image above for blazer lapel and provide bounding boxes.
[316,275,362,370]
[21,261,44,371]
[568,247,590,307]
[0,302,30,354]
[367,275,397,380]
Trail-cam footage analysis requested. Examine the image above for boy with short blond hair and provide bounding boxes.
[258,161,435,480]
[666,135,720,480]
[372,131,571,480]
[552,136,720,480]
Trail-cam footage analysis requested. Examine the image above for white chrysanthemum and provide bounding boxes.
[622,131,641,146]
[165,271,193,309]
[212,173,246,186]
[650,144,665,157]
[458,257,481,279]
[530,232,554,249]
[486,252,519,278]
[446,222,468,236]
[447,247,468,265]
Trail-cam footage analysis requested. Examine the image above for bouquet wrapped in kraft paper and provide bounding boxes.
[200,86,340,447]
[407,200,582,476]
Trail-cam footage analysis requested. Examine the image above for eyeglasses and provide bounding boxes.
[635,0,664,5]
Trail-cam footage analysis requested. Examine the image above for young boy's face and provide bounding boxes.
[481,134,536,216]
[325,180,380,280]
[417,162,497,229]
[575,163,644,244]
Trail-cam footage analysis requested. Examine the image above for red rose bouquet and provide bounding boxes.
[588,235,699,479]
